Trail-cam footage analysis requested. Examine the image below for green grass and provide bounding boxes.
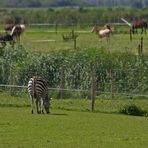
[19,26,148,54]
[0,107,148,148]
[52,98,148,114]
[0,92,148,114]
[0,93,148,147]
[0,25,148,147]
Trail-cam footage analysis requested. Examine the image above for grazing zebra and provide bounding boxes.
[28,76,50,114]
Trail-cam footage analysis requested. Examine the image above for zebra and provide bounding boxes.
[28,76,50,114]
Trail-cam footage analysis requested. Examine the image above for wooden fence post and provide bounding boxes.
[9,64,13,95]
[60,65,65,99]
[138,44,141,55]
[140,37,143,54]
[129,29,132,42]
[109,69,114,99]
[90,62,96,111]
[55,23,58,34]
[74,37,77,49]
[138,37,143,55]
[72,29,78,49]
[0,64,2,83]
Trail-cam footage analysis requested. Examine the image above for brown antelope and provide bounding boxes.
[132,20,147,34]
[0,26,17,48]
[4,24,26,41]
[91,24,113,42]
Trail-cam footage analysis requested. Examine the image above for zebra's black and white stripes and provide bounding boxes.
[28,76,50,114]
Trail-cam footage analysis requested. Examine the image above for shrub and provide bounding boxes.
[0,46,148,97]
[119,104,146,116]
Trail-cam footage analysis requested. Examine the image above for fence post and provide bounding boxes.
[138,44,141,55]
[72,29,78,49]
[60,65,65,99]
[0,64,2,83]
[109,69,114,99]
[55,23,58,34]
[90,62,96,111]
[140,37,143,54]
[129,29,132,42]
[74,37,77,49]
[9,64,13,95]
[138,37,143,55]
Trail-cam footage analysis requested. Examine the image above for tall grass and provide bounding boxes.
[0,92,147,114]
[0,43,148,98]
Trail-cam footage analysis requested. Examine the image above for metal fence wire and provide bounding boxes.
[0,83,148,98]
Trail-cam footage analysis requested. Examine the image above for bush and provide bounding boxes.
[0,46,148,96]
[119,104,146,116]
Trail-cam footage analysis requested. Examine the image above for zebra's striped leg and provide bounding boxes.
[31,100,34,114]
[39,98,42,114]
[36,98,39,114]
[41,99,44,114]
[30,95,34,114]
[36,96,41,114]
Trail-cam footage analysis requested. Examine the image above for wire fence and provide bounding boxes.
[0,84,148,98]
[29,22,126,27]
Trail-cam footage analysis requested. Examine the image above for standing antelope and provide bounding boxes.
[121,18,147,34]
[91,24,113,42]
[0,26,17,48]
[132,20,147,34]
[28,76,50,114]
[4,24,26,41]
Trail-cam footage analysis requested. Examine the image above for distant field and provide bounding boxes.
[18,25,148,54]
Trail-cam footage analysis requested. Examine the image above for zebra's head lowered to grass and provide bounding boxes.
[43,94,51,114]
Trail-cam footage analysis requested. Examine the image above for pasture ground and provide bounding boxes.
[10,26,148,54]
[0,107,148,148]
[0,25,148,147]
[0,93,148,148]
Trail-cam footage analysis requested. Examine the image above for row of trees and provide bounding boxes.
[0,7,148,25]
[0,0,148,8]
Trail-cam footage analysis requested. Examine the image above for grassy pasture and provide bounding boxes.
[0,92,148,114]
[0,25,148,147]
[20,25,148,54]
[0,107,148,148]
[0,93,148,148]
[0,24,148,54]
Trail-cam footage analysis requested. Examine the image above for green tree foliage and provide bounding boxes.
[0,0,147,8]
[0,7,148,25]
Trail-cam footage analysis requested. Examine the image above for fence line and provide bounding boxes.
[0,84,27,89]
[0,84,148,97]
[0,30,91,33]
[29,23,126,27]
